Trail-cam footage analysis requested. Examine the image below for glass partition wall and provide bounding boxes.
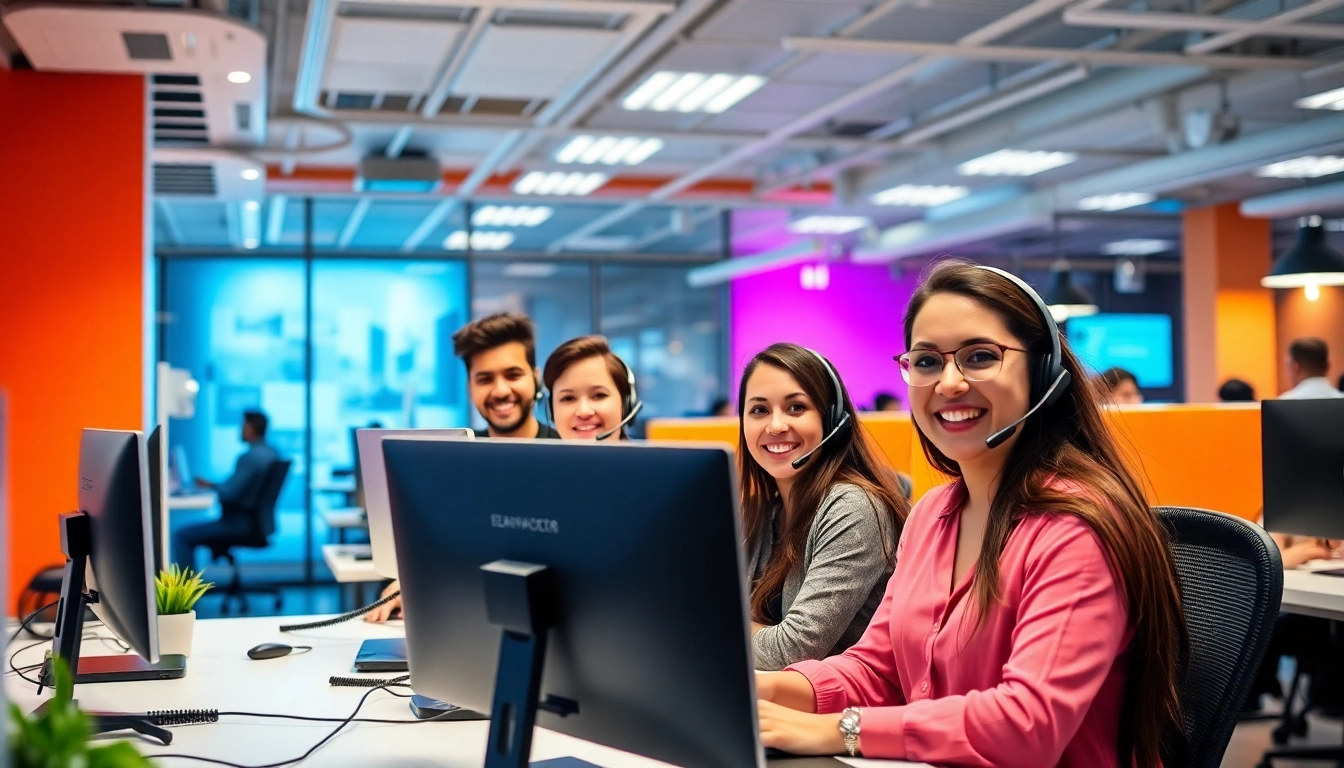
[158,198,726,585]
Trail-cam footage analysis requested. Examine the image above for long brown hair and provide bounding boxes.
[902,261,1187,768]
[737,343,909,624]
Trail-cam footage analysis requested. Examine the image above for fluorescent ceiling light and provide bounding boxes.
[1294,86,1344,111]
[242,237,259,249]
[240,168,261,181]
[957,149,1078,177]
[243,200,261,212]
[622,71,765,113]
[1077,192,1155,211]
[1255,155,1344,179]
[227,71,251,84]
[513,172,607,196]
[1102,239,1173,256]
[473,205,553,228]
[870,184,969,207]
[443,230,515,251]
[555,136,663,166]
[503,263,559,278]
[789,215,870,234]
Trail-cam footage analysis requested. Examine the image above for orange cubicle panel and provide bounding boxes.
[646,413,914,474]
[907,404,1262,517]
[649,405,1262,522]
[1104,404,1262,521]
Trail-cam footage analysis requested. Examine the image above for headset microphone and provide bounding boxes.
[790,412,852,470]
[984,369,1071,449]
[595,399,644,441]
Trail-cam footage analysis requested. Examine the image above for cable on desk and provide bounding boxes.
[147,680,464,768]
[145,710,221,726]
[277,591,399,632]
[328,674,409,687]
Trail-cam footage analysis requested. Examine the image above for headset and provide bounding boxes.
[789,348,854,471]
[972,265,1073,449]
[544,354,643,441]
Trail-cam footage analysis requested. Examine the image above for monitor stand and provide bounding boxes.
[480,560,592,768]
[35,511,186,745]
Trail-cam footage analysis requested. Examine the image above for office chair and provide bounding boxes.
[206,459,291,615]
[1155,506,1282,768]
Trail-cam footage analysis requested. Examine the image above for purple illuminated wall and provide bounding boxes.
[729,210,919,411]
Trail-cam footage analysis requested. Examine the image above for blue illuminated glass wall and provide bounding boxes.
[161,257,469,579]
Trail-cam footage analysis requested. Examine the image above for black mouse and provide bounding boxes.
[247,642,295,660]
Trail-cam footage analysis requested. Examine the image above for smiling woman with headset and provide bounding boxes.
[739,343,908,671]
[754,261,1186,768]
[542,336,642,441]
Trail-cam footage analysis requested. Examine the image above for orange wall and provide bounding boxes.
[1275,285,1344,395]
[0,69,145,613]
[1182,204,1278,403]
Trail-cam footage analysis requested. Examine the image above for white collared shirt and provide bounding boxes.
[1280,377,1344,400]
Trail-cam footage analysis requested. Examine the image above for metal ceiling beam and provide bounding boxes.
[1186,0,1344,53]
[399,129,524,252]
[546,0,1078,252]
[1241,178,1344,218]
[853,111,1344,262]
[265,196,288,245]
[337,197,373,249]
[780,36,1323,70]
[1064,7,1344,41]
[155,200,185,246]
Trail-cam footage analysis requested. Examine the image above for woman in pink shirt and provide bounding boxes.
[755,261,1186,768]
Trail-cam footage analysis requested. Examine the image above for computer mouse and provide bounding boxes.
[247,642,295,660]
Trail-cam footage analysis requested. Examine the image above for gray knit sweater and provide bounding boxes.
[747,482,897,671]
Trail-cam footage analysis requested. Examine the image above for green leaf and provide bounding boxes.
[154,564,213,615]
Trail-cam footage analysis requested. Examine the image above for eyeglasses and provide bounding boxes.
[895,343,1027,387]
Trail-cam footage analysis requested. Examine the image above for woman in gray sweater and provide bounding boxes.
[739,343,909,670]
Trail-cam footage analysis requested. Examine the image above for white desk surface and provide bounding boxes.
[319,507,367,529]
[1281,559,1344,621]
[168,491,215,511]
[4,617,928,768]
[321,544,382,583]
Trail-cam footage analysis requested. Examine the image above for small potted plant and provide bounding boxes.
[8,657,151,767]
[155,564,212,657]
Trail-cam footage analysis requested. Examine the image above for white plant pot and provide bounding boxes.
[157,610,196,657]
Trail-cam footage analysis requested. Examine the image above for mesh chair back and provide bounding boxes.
[1156,506,1282,768]
[253,460,291,540]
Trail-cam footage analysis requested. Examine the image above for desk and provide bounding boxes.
[321,544,382,610]
[1280,560,1344,621]
[168,492,215,511]
[4,617,927,768]
[319,506,367,544]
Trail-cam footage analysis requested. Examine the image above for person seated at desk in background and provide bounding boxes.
[1218,378,1257,402]
[754,262,1185,767]
[1096,366,1144,405]
[1280,337,1343,400]
[365,312,560,622]
[173,410,279,570]
[740,343,907,671]
[710,397,734,417]
[542,335,640,441]
[872,391,902,412]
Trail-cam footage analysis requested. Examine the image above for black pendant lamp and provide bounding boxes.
[1046,261,1098,322]
[1261,216,1344,294]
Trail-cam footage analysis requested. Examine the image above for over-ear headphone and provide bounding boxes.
[544,354,643,439]
[807,348,848,437]
[789,348,854,470]
[971,266,1071,407]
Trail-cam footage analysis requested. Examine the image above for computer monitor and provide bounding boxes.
[354,427,473,580]
[385,438,760,768]
[1263,399,1344,540]
[147,426,168,571]
[41,429,186,693]
[170,444,193,494]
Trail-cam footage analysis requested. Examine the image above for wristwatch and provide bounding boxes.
[838,707,862,757]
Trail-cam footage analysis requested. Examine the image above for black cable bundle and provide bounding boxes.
[278,591,400,632]
[328,674,410,687]
[146,709,221,726]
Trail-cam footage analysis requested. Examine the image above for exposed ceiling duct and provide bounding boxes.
[1240,180,1344,219]
[855,111,1344,262]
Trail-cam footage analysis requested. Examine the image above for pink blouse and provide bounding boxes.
[788,481,1133,768]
